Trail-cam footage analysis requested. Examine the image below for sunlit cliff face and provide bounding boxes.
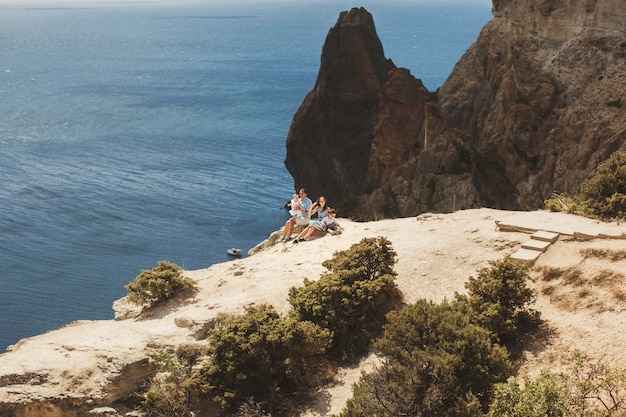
[493,0,626,41]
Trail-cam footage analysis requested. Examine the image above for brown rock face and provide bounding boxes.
[285,1,626,220]
[285,7,394,209]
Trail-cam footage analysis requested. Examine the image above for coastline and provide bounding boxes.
[2,208,626,415]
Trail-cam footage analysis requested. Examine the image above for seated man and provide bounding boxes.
[279,188,312,242]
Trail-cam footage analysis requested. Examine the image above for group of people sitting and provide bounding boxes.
[278,188,340,243]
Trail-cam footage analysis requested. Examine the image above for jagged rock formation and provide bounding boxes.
[284,8,397,211]
[285,2,626,220]
[1,2,625,416]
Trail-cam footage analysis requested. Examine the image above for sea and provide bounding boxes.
[0,0,492,351]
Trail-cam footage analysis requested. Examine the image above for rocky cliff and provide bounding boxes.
[285,2,626,220]
[2,2,626,416]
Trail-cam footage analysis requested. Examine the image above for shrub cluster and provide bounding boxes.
[189,304,332,415]
[545,150,626,220]
[341,300,511,417]
[338,256,542,417]
[170,237,402,416]
[125,260,196,306]
[489,351,626,417]
[289,236,402,359]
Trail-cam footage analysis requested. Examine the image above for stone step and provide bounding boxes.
[522,239,552,252]
[531,230,559,243]
[510,247,543,263]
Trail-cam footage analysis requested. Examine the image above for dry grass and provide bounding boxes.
[534,247,626,313]
[581,248,626,261]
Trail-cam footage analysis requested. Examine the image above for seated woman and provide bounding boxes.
[293,208,339,243]
[309,196,329,220]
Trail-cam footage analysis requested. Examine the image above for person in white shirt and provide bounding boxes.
[279,188,312,242]
[288,193,300,216]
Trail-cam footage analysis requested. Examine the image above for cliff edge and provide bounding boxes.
[3,2,626,415]
[2,210,626,417]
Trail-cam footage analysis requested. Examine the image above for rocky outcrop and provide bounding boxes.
[285,2,626,220]
[285,7,395,209]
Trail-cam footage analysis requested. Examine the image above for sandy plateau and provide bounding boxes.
[1,208,626,416]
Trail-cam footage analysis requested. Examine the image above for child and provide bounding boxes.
[324,208,340,232]
[288,193,301,216]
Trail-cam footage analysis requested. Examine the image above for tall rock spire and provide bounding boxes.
[284,7,394,208]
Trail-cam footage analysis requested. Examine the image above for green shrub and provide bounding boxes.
[339,299,511,417]
[546,151,626,220]
[320,236,397,280]
[544,193,586,215]
[142,349,194,417]
[489,351,626,417]
[288,237,402,359]
[579,151,626,219]
[489,372,571,417]
[456,256,541,346]
[607,98,622,108]
[125,260,196,306]
[174,343,206,369]
[188,304,332,415]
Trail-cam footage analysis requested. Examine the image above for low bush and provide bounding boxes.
[321,236,397,280]
[125,260,196,306]
[489,351,626,417]
[489,372,571,417]
[546,151,626,220]
[579,151,626,220]
[455,256,541,347]
[339,299,511,417]
[188,304,332,415]
[142,349,195,417]
[288,237,402,359]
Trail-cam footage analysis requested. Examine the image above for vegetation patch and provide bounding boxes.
[188,304,332,415]
[607,98,623,108]
[545,150,626,221]
[134,244,626,417]
[125,260,196,307]
[456,256,541,347]
[540,266,563,282]
[563,267,585,286]
[338,256,542,417]
[142,347,202,417]
[137,237,402,417]
[581,248,626,261]
[339,299,511,417]
[536,260,626,313]
[490,351,626,417]
[289,237,402,359]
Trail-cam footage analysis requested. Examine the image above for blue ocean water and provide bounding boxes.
[0,0,492,351]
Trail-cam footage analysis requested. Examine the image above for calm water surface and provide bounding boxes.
[0,0,492,350]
